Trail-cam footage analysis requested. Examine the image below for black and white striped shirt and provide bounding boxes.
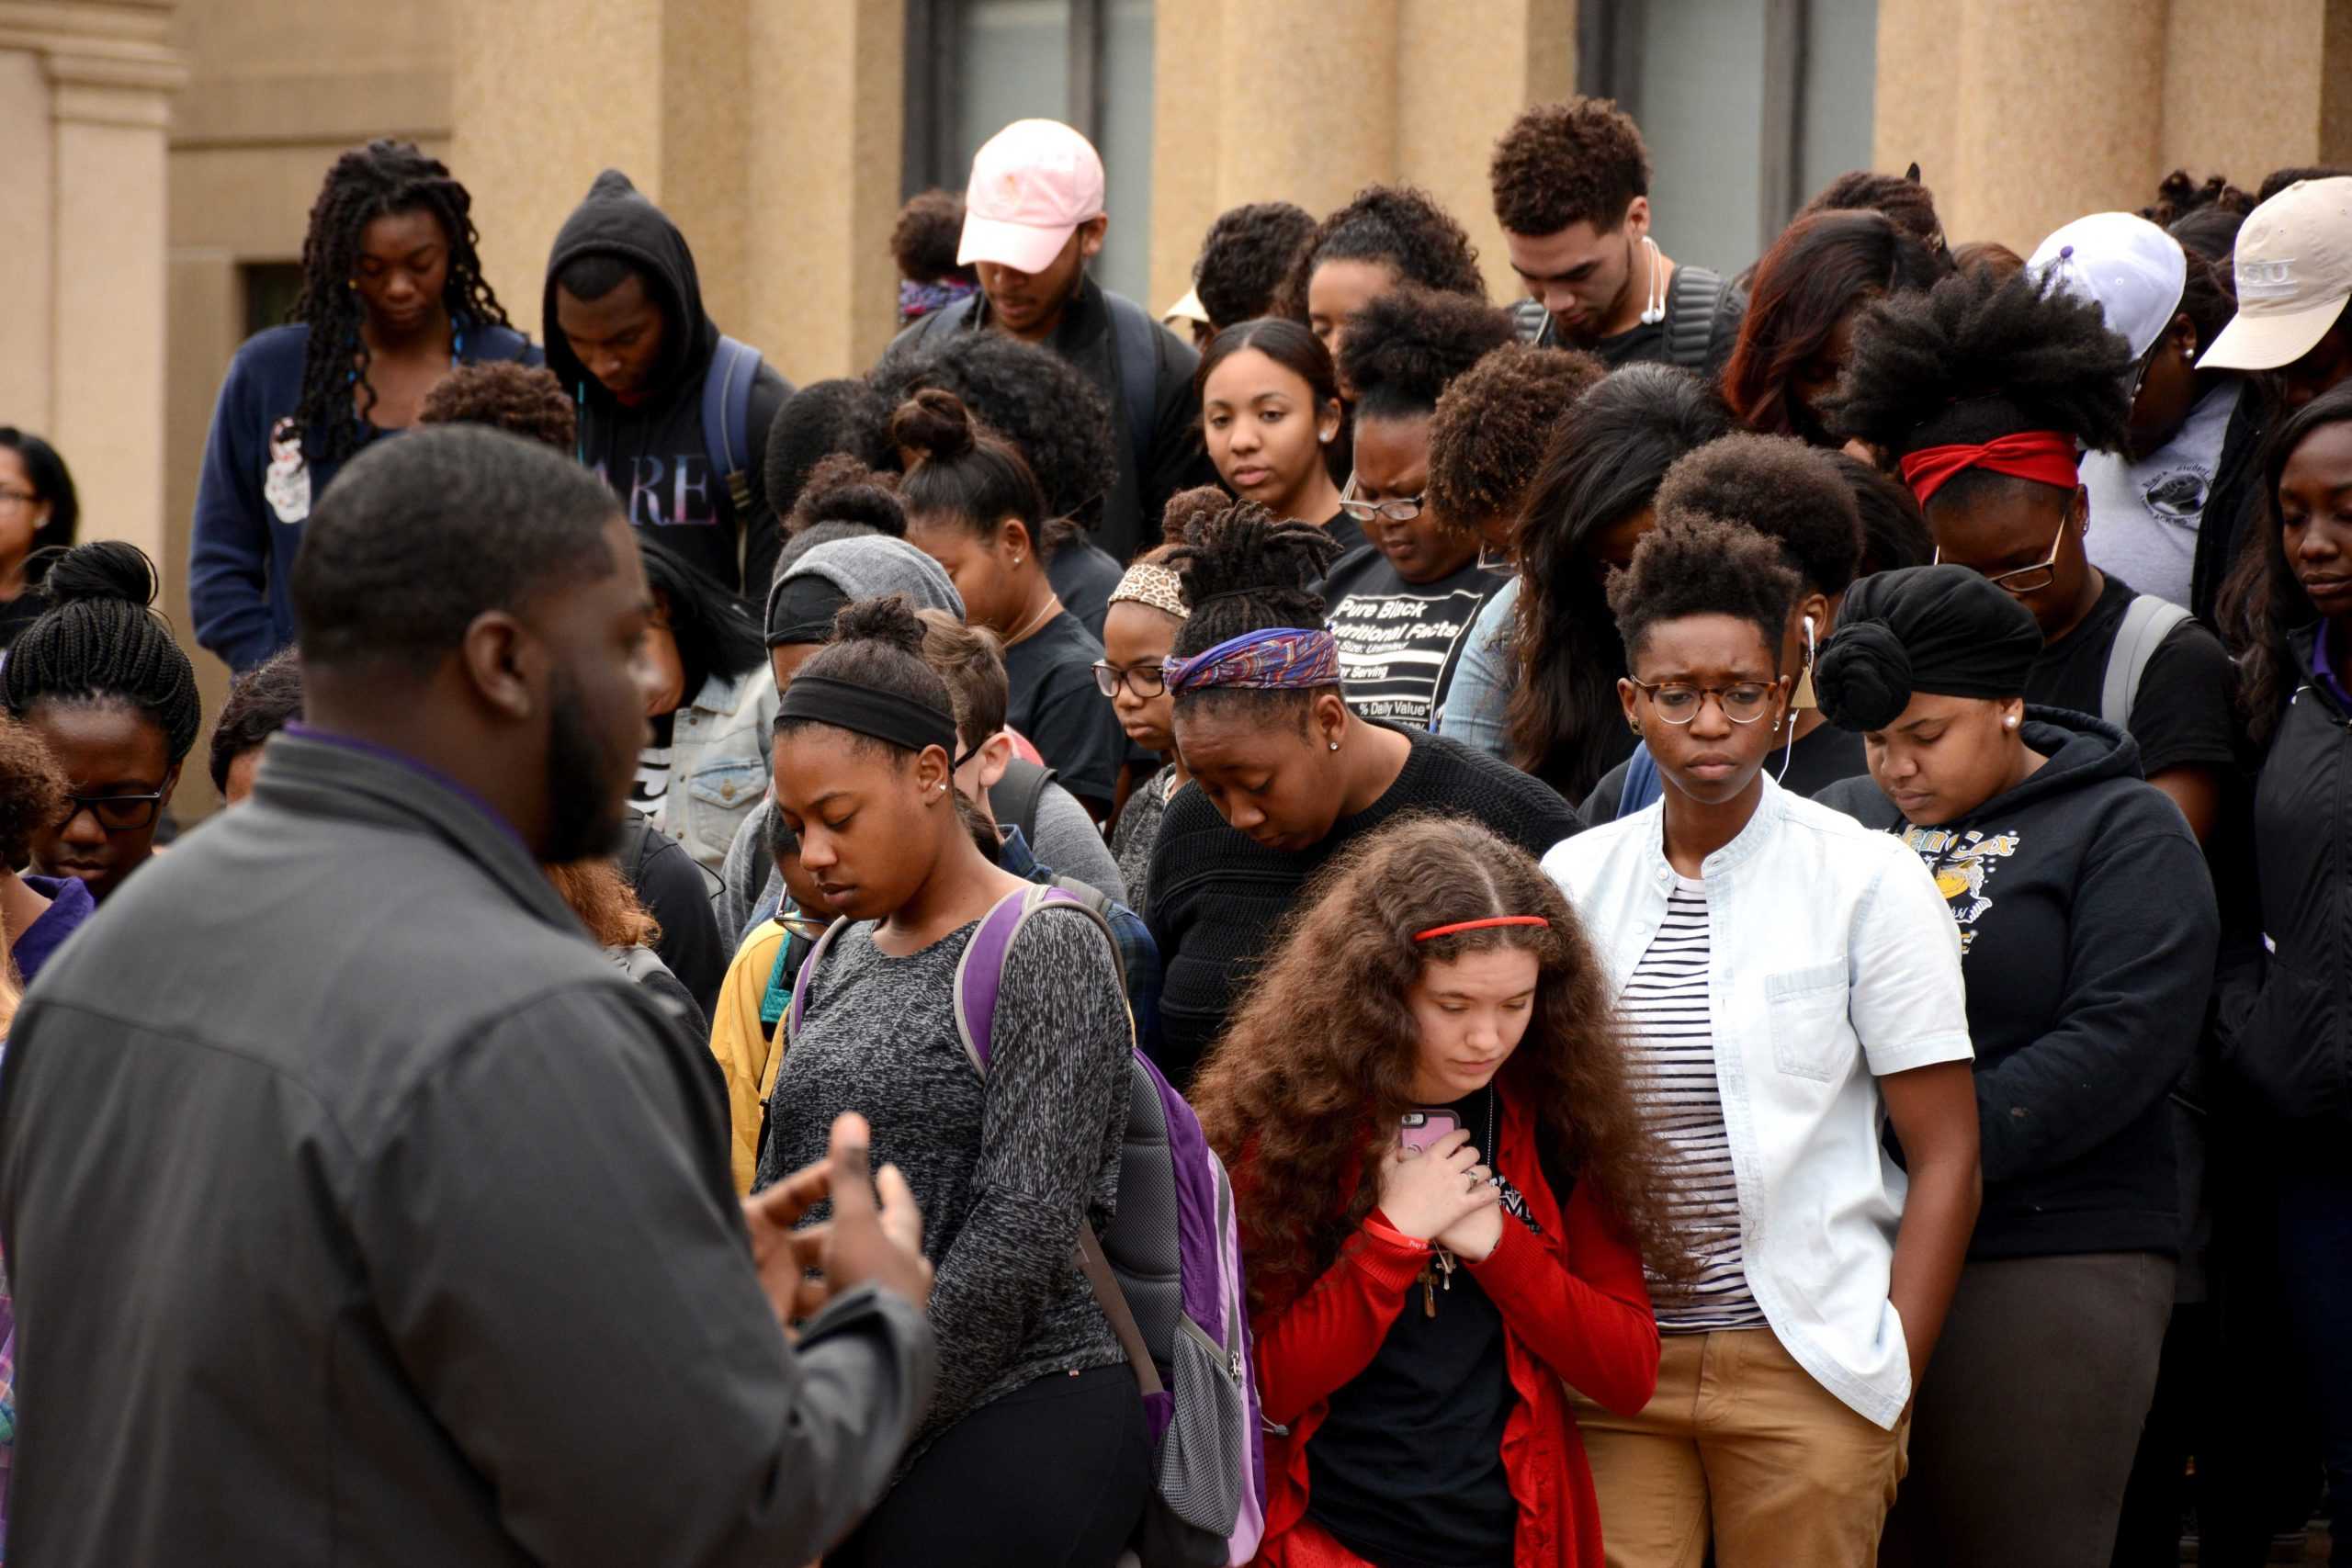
[1623,877,1766,1332]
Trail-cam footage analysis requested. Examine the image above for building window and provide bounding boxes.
[1577,0,1877,275]
[243,262,305,339]
[904,0,1157,306]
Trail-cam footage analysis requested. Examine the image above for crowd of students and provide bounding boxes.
[0,88,2346,1568]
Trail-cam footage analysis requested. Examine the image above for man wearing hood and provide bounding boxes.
[548,170,795,598]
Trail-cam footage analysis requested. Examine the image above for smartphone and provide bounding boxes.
[1398,1109,1462,1154]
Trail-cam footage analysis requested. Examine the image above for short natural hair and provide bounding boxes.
[1650,434,1865,597]
[891,188,976,285]
[291,424,621,675]
[1489,97,1650,238]
[208,649,305,793]
[916,607,1009,745]
[1425,345,1606,532]
[0,716,67,870]
[418,361,576,453]
[1193,201,1317,330]
[1610,514,1802,667]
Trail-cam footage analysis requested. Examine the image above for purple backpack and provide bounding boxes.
[790,885,1266,1566]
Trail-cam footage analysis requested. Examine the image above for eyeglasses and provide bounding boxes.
[62,790,168,832]
[1626,678,1777,726]
[2126,335,2165,404]
[1936,512,2068,596]
[1336,492,1426,525]
[1091,660,1167,699]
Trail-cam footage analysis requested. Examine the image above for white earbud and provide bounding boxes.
[1803,615,1817,664]
[1637,235,1668,327]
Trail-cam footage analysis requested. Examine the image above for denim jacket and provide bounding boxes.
[1543,775,1973,1428]
[656,665,779,874]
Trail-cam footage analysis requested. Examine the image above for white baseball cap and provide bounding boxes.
[958,119,1106,276]
[2200,175,2352,371]
[2029,212,2187,360]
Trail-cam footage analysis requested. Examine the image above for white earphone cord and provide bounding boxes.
[1778,615,1815,784]
[1640,235,1667,327]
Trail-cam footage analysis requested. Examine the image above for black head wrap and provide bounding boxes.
[1814,564,2043,731]
[767,575,849,647]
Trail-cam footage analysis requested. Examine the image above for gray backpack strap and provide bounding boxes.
[1077,1225,1164,1398]
[1664,265,1729,370]
[1508,296,1554,346]
[2101,594,2193,730]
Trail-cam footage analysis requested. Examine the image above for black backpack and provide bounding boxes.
[1509,263,1744,373]
[991,756,1057,845]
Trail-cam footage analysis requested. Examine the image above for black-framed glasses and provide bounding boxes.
[1336,492,1426,525]
[1627,678,1777,726]
[1938,512,2068,596]
[63,790,168,832]
[1091,660,1166,699]
[2126,333,2165,404]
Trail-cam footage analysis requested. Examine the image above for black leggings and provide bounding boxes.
[829,1363,1151,1568]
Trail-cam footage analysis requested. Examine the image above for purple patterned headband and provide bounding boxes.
[1162,626,1340,695]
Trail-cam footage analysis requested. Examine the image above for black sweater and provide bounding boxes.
[2215,626,2352,1150]
[1144,728,1581,1088]
[1816,710,2220,1259]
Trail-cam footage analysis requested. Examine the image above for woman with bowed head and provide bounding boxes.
[757,595,1146,1567]
[0,430,77,649]
[1810,567,2219,1568]
[1100,487,1215,913]
[1544,516,1981,1568]
[1284,186,1489,367]
[189,140,537,671]
[895,388,1127,818]
[1718,210,1949,447]
[1191,816,1677,1568]
[2,542,202,906]
[628,538,776,874]
[1323,287,1518,730]
[2208,383,2352,1568]
[1498,366,1738,793]
[1143,502,1579,1089]
[1195,317,1353,553]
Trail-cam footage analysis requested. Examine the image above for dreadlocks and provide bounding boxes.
[288,141,511,467]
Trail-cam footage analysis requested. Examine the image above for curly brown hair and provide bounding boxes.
[1488,97,1649,238]
[546,858,661,950]
[418,361,576,453]
[1279,186,1487,321]
[1426,344,1606,534]
[1192,815,1686,1314]
[0,715,66,871]
[891,188,976,285]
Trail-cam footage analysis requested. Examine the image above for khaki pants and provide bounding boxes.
[1569,1327,1907,1568]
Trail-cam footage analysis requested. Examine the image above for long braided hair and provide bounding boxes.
[288,141,511,467]
[2,542,203,763]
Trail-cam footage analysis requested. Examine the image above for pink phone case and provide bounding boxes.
[1398,1109,1462,1154]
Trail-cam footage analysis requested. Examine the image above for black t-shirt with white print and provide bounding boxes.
[1320,547,1507,731]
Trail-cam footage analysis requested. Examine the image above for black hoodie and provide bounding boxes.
[1815,709,2220,1259]
[546,171,794,597]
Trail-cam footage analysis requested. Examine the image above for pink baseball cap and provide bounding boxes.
[958,119,1106,276]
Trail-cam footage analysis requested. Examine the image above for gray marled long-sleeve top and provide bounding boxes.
[759,908,1132,1457]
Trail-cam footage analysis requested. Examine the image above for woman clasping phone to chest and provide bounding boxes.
[1193,816,1679,1568]
[757,595,1146,1568]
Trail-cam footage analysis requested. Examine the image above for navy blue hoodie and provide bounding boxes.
[544,171,793,599]
[1816,709,2220,1259]
[188,321,539,671]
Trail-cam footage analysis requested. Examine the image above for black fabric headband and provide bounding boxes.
[775,673,957,756]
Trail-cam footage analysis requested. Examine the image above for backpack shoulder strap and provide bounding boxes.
[1664,265,1729,369]
[784,914,855,1048]
[993,756,1057,843]
[952,884,1124,1073]
[701,334,763,502]
[1508,296,1553,346]
[2101,594,2193,730]
[1619,742,1663,817]
[1102,290,1159,485]
[1077,1224,1165,1397]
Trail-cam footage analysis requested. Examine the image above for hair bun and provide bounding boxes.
[830,592,929,655]
[1160,485,1232,549]
[39,540,159,611]
[793,453,905,537]
[1813,620,1915,733]
[888,387,978,464]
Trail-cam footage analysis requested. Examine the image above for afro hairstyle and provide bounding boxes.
[417,362,576,453]
[1651,434,1864,597]
[1425,344,1607,533]
[1282,185,1487,320]
[892,187,976,285]
[870,329,1118,536]
[786,452,905,538]
[1826,264,2132,485]
[0,714,66,867]
[1193,201,1317,331]
[762,378,898,525]
[207,648,304,794]
[1336,285,1517,423]
[1488,97,1650,238]
[1609,513,1803,669]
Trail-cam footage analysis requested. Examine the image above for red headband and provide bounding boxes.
[1414,916,1550,943]
[1897,431,2081,506]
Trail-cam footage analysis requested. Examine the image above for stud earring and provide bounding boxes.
[1328,739,1340,751]
[2003,716,2019,731]
[1319,431,1334,444]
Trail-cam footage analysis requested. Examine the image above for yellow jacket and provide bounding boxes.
[708,918,791,1195]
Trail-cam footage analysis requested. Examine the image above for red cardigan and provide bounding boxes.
[1245,1093,1660,1568]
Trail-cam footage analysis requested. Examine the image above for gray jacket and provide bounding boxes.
[0,728,933,1567]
